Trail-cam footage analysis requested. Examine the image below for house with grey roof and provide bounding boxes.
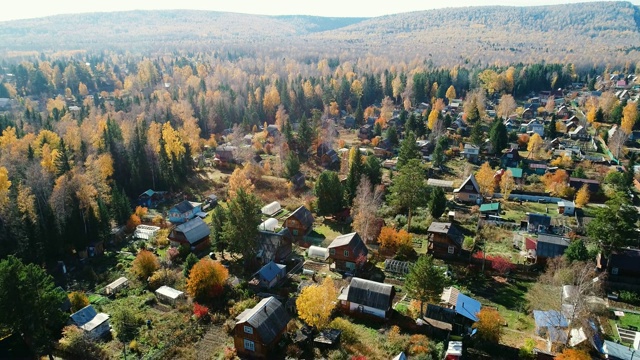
[284,205,314,241]
[256,229,292,265]
[427,222,464,256]
[234,296,289,358]
[167,200,202,224]
[168,217,210,252]
[338,277,395,320]
[69,305,110,339]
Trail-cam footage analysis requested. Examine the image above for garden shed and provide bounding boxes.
[155,285,185,305]
[261,201,282,216]
[307,246,329,261]
[258,218,279,232]
[384,259,413,275]
[105,277,128,295]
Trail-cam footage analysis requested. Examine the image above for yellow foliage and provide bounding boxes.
[68,291,89,312]
[296,277,337,329]
[0,167,11,208]
[499,170,516,200]
[0,127,18,148]
[475,162,496,198]
[131,250,160,280]
[16,183,37,222]
[40,144,58,174]
[186,258,229,301]
[473,308,505,343]
[574,184,590,208]
[621,102,638,134]
[228,167,255,198]
[445,85,456,101]
[427,109,439,130]
[162,122,185,160]
[549,155,573,168]
[378,226,413,251]
[527,133,543,157]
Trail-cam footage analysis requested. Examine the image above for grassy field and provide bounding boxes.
[502,201,560,221]
[618,311,640,330]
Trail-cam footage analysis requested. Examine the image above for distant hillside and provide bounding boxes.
[0,2,639,66]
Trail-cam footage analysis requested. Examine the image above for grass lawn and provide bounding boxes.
[314,223,344,247]
[618,312,640,330]
[502,201,559,222]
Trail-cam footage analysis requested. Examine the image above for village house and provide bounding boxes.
[69,305,110,339]
[337,277,396,320]
[214,144,237,165]
[358,124,373,140]
[479,202,501,218]
[284,206,314,241]
[500,148,521,168]
[168,217,211,252]
[569,125,589,140]
[569,177,600,193]
[523,213,552,234]
[461,143,480,163]
[327,232,368,273]
[528,162,548,175]
[507,167,524,185]
[453,174,481,203]
[557,201,575,216]
[526,119,545,137]
[290,172,306,190]
[557,105,570,118]
[597,248,640,278]
[136,189,167,208]
[427,222,464,256]
[167,200,202,224]
[256,229,292,265]
[234,297,290,358]
[535,234,571,261]
[249,261,287,290]
[438,286,482,334]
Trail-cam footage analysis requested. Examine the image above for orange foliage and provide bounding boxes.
[541,169,570,196]
[186,258,229,301]
[473,308,504,343]
[371,137,381,147]
[126,214,141,233]
[555,349,590,360]
[517,134,530,147]
[378,226,413,251]
[131,250,160,280]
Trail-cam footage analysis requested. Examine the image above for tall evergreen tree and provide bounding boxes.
[354,100,364,127]
[54,138,72,176]
[397,131,420,168]
[297,116,313,154]
[489,118,508,154]
[386,125,399,147]
[314,171,344,216]
[345,148,363,206]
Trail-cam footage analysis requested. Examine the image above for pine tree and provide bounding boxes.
[489,118,508,154]
[386,125,399,147]
[54,138,72,176]
[315,171,344,216]
[429,187,447,219]
[345,148,363,205]
[354,100,364,127]
[397,131,420,168]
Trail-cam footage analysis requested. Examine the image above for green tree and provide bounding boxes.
[470,121,483,146]
[297,116,314,154]
[595,107,605,123]
[345,148,363,205]
[111,307,142,344]
[210,205,227,258]
[315,171,344,216]
[354,100,364,127]
[373,122,382,137]
[565,240,589,262]
[386,125,399,147]
[405,255,446,317]
[397,131,420,168]
[489,118,508,154]
[223,188,262,265]
[284,153,301,179]
[388,159,428,229]
[0,256,67,355]
[55,138,72,176]
[363,155,382,185]
[587,197,639,258]
[546,117,557,139]
[571,167,586,179]
[429,187,447,219]
[432,136,448,168]
[183,253,199,278]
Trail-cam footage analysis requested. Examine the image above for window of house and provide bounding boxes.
[469,194,476,199]
[292,229,298,236]
[612,267,619,275]
[448,246,455,254]
[330,249,335,255]
[244,339,255,351]
[243,326,253,334]
[344,250,349,257]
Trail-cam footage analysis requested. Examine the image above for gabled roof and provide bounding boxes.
[455,292,481,322]
[170,200,195,214]
[506,167,523,178]
[256,261,286,283]
[427,222,463,246]
[236,296,290,344]
[174,217,210,244]
[453,174,480,194]
[533,310,568,328]
[440,286,459,307]
[328,232,362,249]
[155,285,184,300]
[287,206,314,228]
[70,305,109,332]
[479,203,500,212]
[340,277,394,311]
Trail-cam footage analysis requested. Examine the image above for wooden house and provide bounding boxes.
[234,297,290,358]
[569,177,600,193]
[500,148,521,168]
[453,174,481,203]
[427,222,464,256]
[327,232,368,273]
[358,124,373,140]
[597,248,640,278]
[438,287,482,335]
[569,125,589,140]
[168,200,202,224]
[137,189,167,208]
[337,277,395,320]
[461,144,479,163]
[290,172,306,190]
[256,229,292,265]
[284,206,314,241]
[479,202,501,217]
[168,217,211,252]
[535,234,570,260]
[523,213,552,234]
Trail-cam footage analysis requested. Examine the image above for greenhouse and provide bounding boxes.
[258,218,279,232]
[261,201,282,216]
[134,225,160,240]
[307,246,330,261]
[384,259,413,275]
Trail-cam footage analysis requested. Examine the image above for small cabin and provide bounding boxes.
[557,201,575,216]
[105,277,128,295]
[155,285,185,305]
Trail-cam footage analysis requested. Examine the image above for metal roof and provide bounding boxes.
[155,285,184,300]
[236,297,290,344]
[256,261,286,283]
[533,310,568,328]
[455,292,481,322]
[343,277,394,310]
[506,167,523,178]
[171,200,195,214]
[288,206,314,228]
[70,305,109,332]
[174,217,210,244]
[479,203,500,212]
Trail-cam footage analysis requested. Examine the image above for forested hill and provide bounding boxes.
[0,2,639,66]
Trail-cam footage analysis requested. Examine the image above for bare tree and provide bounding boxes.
[608,128,628,159]
[351,177,383,244]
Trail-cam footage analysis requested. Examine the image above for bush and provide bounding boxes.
[148,268,179,290]
[223,319,236,334]
[620,290,640,305]
[329,318,358,345]
[68,291,89,312]
[129,340,140,353]
[193,303,209,320]
[229,298,259,318]
[131,250,160,280]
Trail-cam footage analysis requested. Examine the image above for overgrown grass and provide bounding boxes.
[617,312,640,330]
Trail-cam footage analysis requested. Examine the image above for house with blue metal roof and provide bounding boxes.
[533,310,568,344]
[251,261,286,289]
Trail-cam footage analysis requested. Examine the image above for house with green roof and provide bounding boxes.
[506,167,524,184]
[479,202,501,217]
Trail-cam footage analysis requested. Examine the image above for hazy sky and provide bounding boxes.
[1,0,638,22]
